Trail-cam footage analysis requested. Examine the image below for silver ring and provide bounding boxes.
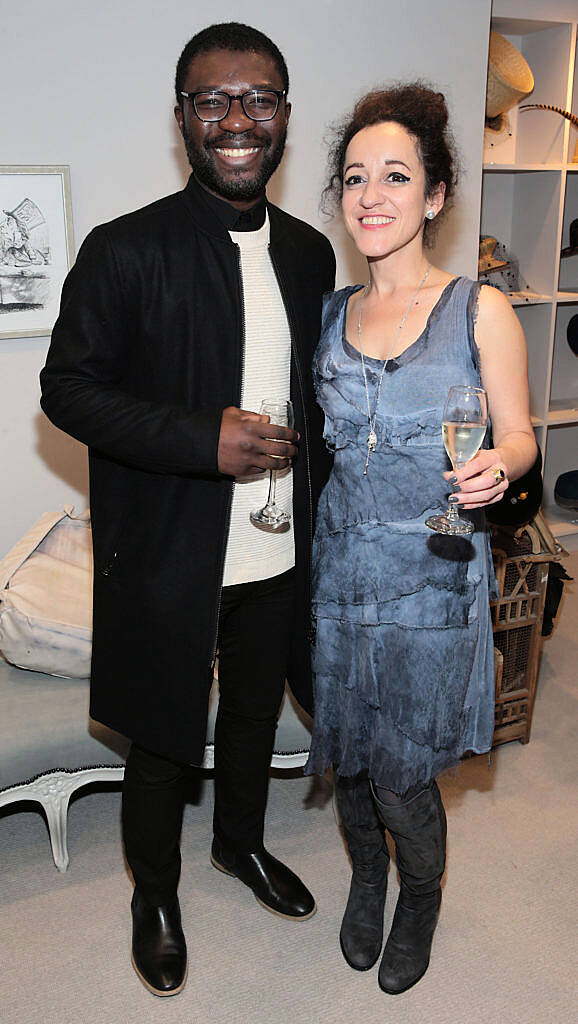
[490,467,505,485]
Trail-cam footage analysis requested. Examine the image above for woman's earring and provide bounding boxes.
[426,209,436,220]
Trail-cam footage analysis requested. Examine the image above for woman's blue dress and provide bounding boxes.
[305,277,497,793]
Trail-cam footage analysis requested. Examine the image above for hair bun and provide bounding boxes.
[433,92,449,130]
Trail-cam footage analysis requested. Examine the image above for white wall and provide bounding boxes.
[0,0,491,555]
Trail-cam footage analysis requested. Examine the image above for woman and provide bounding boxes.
[305,84,536,995]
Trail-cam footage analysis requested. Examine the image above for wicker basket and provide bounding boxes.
[490,519,556,746]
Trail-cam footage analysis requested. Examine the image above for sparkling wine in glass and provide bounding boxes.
[426,385,488,536]
[250,399,294,529]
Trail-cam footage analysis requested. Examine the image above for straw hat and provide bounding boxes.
[486,32,534,130]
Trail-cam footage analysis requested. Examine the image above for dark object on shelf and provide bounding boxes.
[486,448,543,528]
[519,102,578,130]
[567,314,578,355]
[560,219,578,259]
[478,237,509,275]
[485,32,534,133]
[542,562,573,637]
[554,470,578,510]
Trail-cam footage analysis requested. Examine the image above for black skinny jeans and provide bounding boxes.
[122,569,296,905]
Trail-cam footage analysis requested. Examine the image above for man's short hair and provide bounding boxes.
[175,22,289,107]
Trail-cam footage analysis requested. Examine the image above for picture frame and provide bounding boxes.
[0,165,74,340]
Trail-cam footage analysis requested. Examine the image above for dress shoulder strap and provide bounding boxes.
[465,278,483,376]
[441,276,483,377]
[321,285,360,331]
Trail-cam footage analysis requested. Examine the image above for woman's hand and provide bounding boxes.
[443,449,509,509]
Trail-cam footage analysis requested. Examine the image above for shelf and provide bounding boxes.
[492,18,567,35]
[475,291,552,307]
[542,505,578,540]
[480,171,561,297]
[506,292,552,306]
[483,163,564,171]
[486,20,571,166]
[547,404,578,426]
[481,9,578,557]
[559,174,578,293]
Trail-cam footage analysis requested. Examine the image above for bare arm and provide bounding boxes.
[446,285,537,509]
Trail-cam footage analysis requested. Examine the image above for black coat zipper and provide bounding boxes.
[209,244,246,669]
[99,501,132,576]
[269,246,314,620]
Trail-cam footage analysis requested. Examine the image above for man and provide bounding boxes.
[40,22,335,998]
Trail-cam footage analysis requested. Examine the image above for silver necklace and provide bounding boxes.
[358,263,431,474]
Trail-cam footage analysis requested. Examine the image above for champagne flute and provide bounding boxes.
[250,399,294,529]
[426,385,488,536]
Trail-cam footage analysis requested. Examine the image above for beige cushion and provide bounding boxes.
[0,507,92,678]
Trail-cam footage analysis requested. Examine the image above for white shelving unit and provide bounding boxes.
[480,13,578,547]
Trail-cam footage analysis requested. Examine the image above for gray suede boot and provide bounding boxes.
[372,781,447,994]
[335,775,389,970]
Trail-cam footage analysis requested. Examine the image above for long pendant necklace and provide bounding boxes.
[358,263,431,475]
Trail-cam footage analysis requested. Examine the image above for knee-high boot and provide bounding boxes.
[334,775,390,970]
[372,781,446,995]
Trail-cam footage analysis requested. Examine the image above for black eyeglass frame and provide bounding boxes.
[180,89,287,123]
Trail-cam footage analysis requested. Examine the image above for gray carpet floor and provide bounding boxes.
[2,553,577,1024]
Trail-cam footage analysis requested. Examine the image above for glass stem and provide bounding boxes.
[446,500,460,522]
[446,461,464,521]
[265,469,277,511]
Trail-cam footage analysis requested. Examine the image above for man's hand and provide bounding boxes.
[217,406,298,477]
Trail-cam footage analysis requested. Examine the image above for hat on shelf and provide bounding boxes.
[567,314,578,356]
[478,237,526,294]
[560,219,578,259]
[554,471,578,511]
[478,236,509,275]
[485,31,534,132]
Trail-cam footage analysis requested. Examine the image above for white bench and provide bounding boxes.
[0,657,312,872]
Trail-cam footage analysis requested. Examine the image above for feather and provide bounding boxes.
[519,103,578,128]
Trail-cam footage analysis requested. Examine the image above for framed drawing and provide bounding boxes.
[0,165,74,340]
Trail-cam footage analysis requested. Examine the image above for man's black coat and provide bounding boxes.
[40,176,335,764]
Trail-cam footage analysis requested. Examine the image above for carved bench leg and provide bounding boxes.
[41,789,71,872]
[0,766,126,872]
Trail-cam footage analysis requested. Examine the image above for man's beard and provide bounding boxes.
[182,127,287,201]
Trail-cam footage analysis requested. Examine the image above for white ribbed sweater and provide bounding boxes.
[222,215,295,587]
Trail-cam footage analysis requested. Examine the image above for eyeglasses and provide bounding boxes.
[180,89,286,123]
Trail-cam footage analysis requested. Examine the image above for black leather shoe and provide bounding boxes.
[131,889,187,997]
[210,836,316,920]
